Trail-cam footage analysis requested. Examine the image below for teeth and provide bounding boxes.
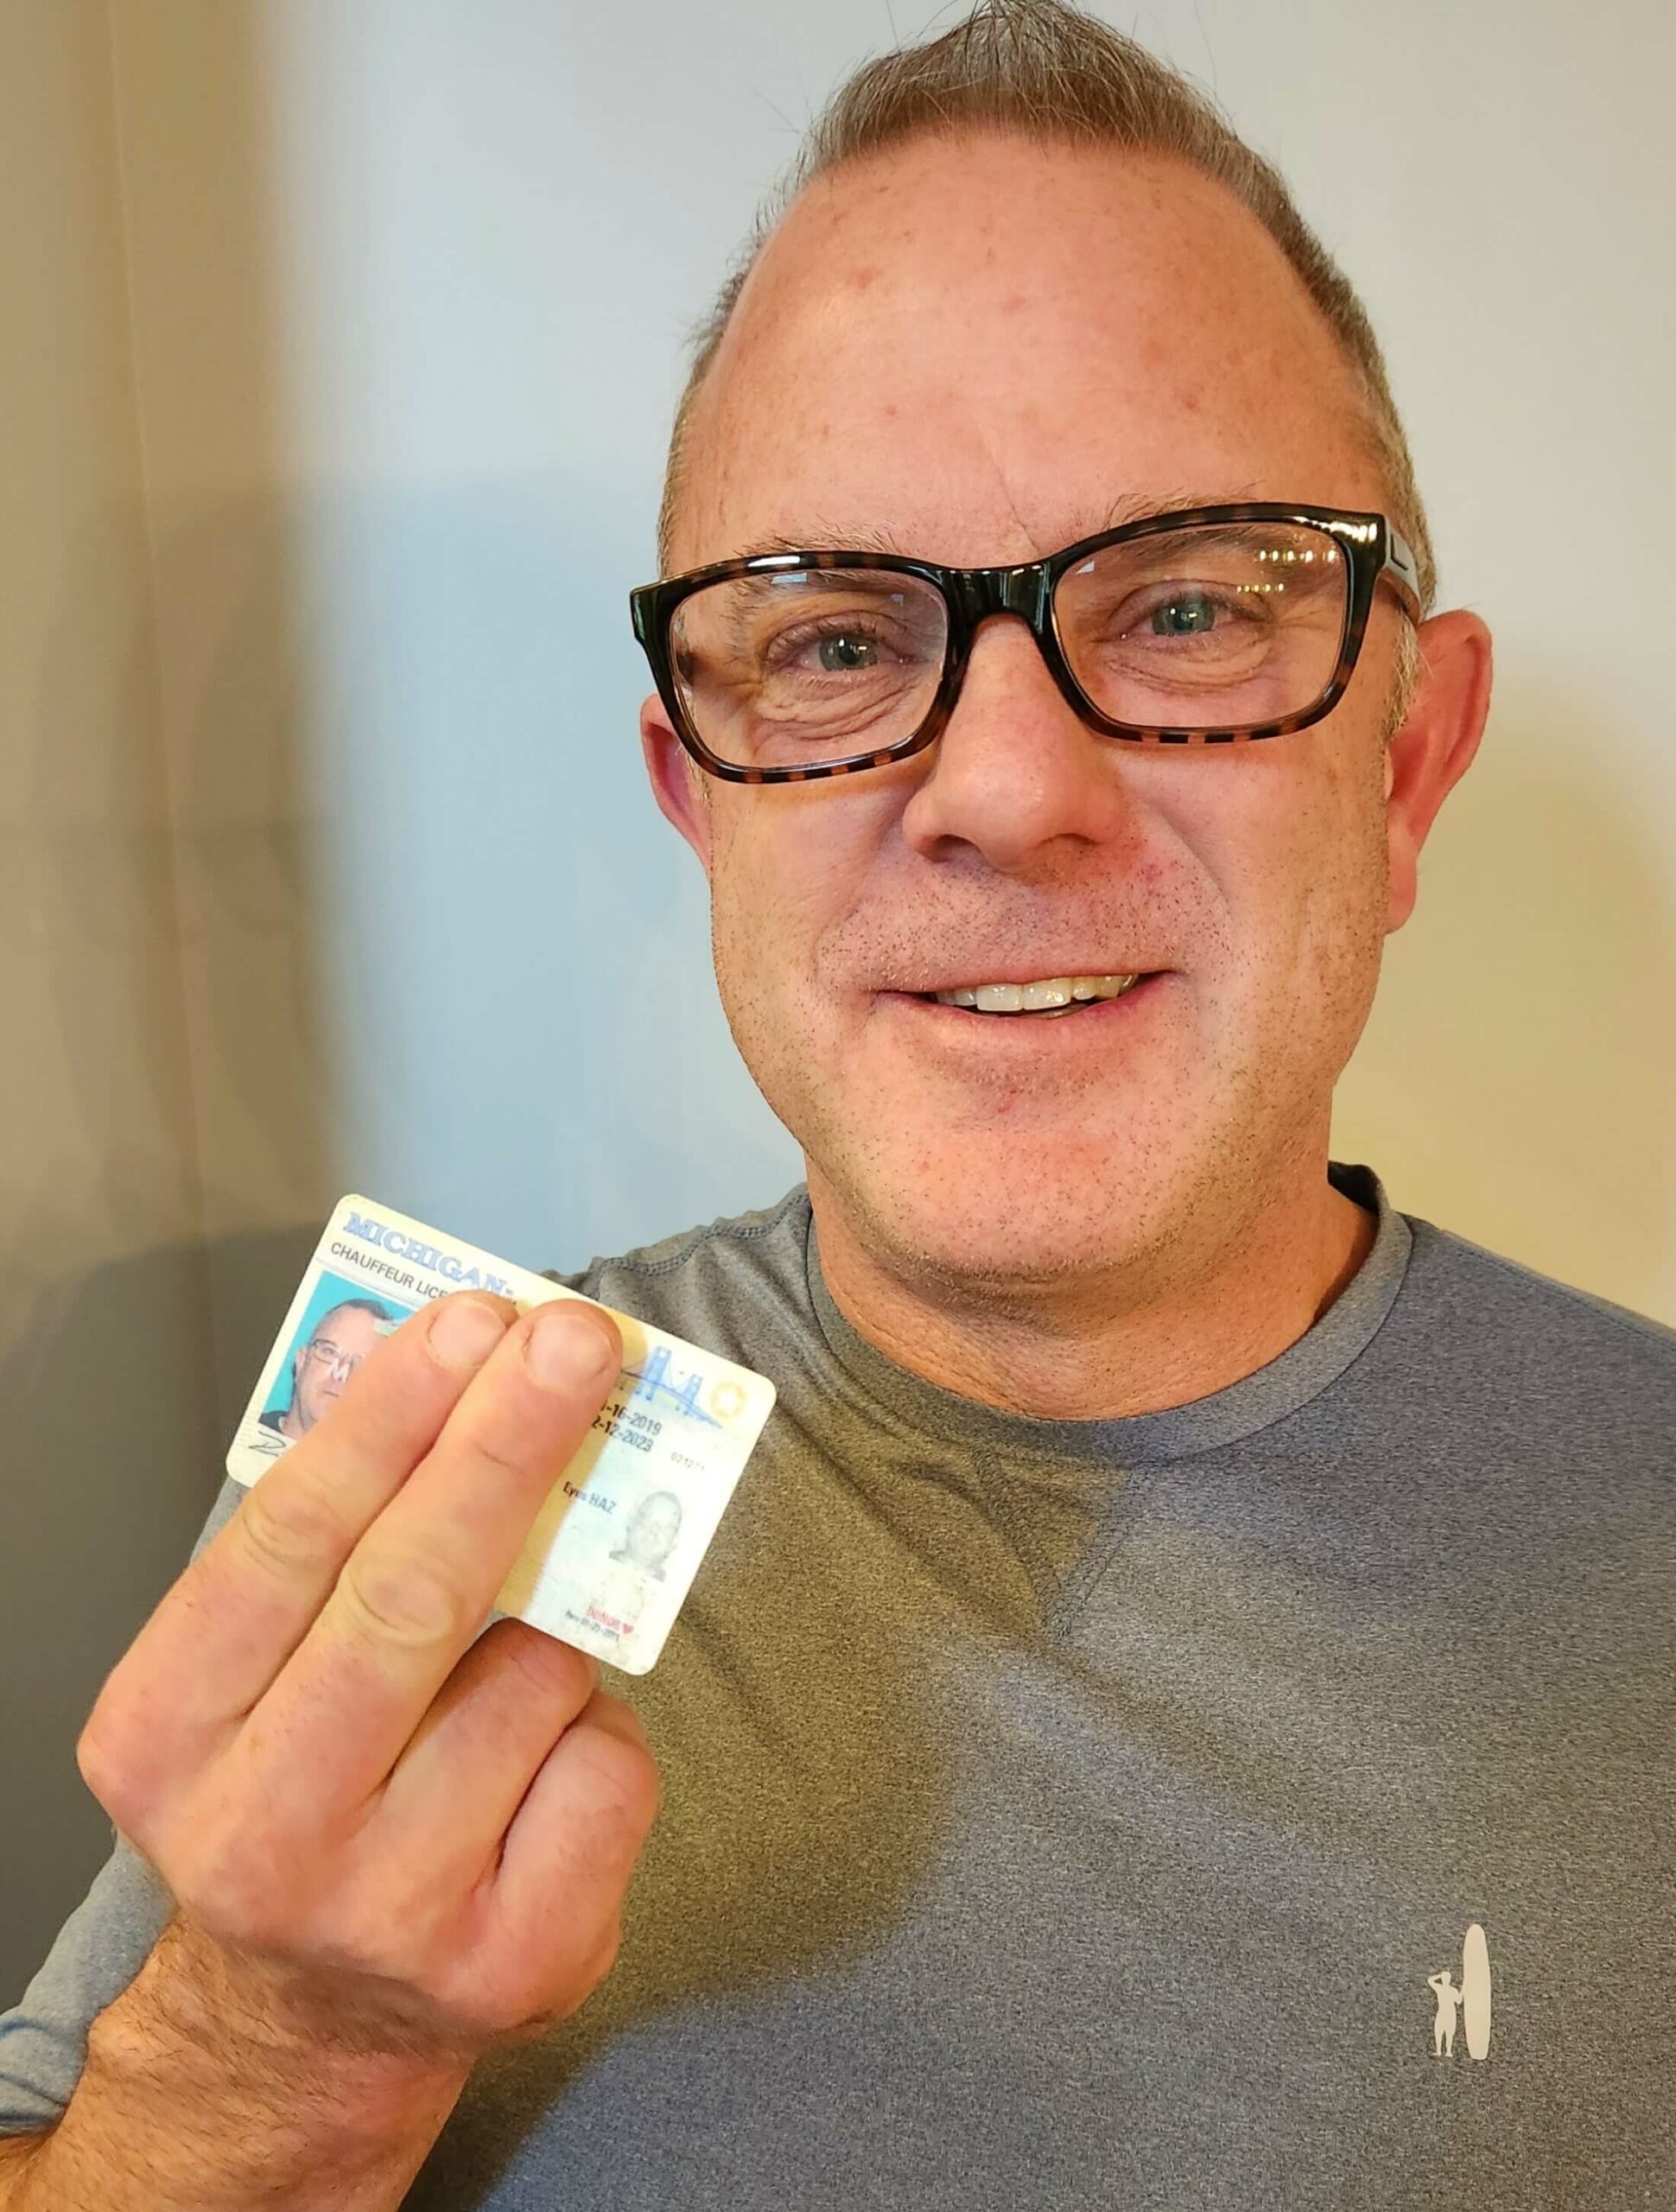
[934,973,1141,1012]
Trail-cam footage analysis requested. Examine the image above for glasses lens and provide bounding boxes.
[1053,520,1350,734]
[670,568,948,772]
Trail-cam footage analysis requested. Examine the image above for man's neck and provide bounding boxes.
[806,1163,1379,1422]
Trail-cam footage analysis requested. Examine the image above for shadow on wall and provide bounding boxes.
[1336,671,1676,1321]
[106,0,341,1420]
[0,1223,317,2009]
[1,492,334,2005]
[140,489,338,1430]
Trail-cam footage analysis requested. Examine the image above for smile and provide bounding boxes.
[917,972,1148,1019]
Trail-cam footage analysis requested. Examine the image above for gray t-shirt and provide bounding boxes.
[3,1164,1673,2209]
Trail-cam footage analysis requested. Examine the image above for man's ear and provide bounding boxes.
[1384,609,1494,935]
[640,696,714,876]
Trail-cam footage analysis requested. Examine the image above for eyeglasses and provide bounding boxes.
[630,502,1422,785]
[302,1339,363,1383]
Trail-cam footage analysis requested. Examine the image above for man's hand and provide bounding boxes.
[77,1289,658,2066]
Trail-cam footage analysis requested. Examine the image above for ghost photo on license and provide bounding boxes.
[586,1489,686,1658]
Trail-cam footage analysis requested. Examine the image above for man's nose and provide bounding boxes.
[898,616,1142,870]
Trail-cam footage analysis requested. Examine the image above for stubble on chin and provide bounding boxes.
[804,1043,1292,1324]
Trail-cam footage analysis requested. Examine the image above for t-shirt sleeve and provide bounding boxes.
[0,1475,245,2135]
[0,1836,176,2133]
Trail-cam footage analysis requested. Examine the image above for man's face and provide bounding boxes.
[292,1304,385,1433]
[646,134,1479,1295]
[625,1494,682,1570]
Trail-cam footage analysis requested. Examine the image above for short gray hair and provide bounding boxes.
[657,0,1437,694]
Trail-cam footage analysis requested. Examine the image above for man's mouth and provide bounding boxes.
[913,972,1149,1020]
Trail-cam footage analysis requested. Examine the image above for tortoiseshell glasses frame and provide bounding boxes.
[629,501,1424,786]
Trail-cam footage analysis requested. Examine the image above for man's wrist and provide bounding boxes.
[134,1910,481,2082]
[0,2131,52,2206]
[27,1916,473,2212]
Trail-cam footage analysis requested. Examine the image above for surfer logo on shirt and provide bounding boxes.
[1427,1923,1491,2060]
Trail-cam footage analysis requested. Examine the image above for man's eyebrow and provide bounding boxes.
[740,525,917,559]
[1095,483,1265,531]
[727,488,1267,564]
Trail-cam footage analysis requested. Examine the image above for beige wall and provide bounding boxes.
[1333,676,1676,1319]
[106,0,330,1408]
[0,0,211,2000]
[0,2,327,2003]
[1320,0,1676,1319]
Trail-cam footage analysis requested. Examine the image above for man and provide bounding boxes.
[2,6,1671,2209]
[1426,1969,1464,2060]
[594,1491,685,1669]
[607,1491,682,1580]
[260,1299,397,1441]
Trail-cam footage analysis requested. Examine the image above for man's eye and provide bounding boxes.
[1148,591,1219,636]
[817,632,879,671]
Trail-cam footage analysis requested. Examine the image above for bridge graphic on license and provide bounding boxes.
[621,1343,722,1428]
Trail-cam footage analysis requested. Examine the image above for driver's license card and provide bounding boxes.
[225,1194,776,1673]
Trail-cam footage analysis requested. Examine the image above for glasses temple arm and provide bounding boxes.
[1381,525,1424,622]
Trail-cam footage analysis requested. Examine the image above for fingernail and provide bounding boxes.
[429,1297,509,1371]
[527,1306,619,1391]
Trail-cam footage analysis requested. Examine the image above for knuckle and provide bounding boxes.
[435,1980,516,2046]
[594,1916,624,1984]
[597,1688,650,1750]
[486,1912,624,2040]
[75,1711,136,1821]
[336,1543,469,1649]
[493,1619,597,1707]
[577,1913,623,1994]
[76,1671,172,1832]
[435,1942,578,2046]
[234,1474,349,1585]
[426,1950,511,2042]
[621,1744,663,1837]
[463,1428,543,1488]
[572,1728,662,1857]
